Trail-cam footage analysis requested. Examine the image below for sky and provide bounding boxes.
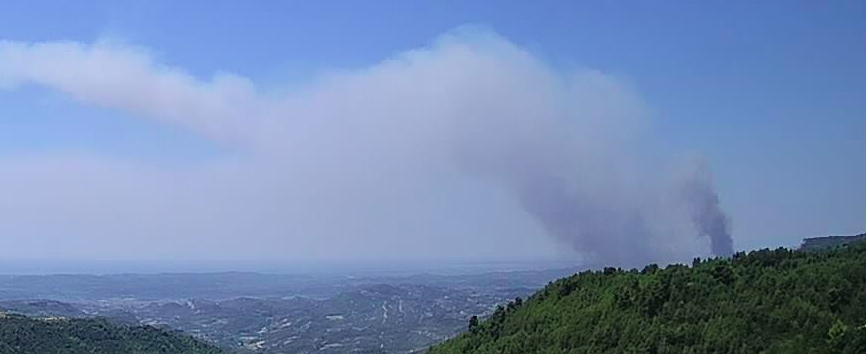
[0,1,864,265]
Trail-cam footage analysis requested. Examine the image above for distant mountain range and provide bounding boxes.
[0,267,581,302]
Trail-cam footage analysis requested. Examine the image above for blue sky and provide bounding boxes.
[0,1,865,263]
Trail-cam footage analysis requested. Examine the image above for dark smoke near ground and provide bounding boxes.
[677,165,735,257]
[476,153,734,267]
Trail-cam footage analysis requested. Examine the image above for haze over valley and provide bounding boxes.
[1,2,865,353]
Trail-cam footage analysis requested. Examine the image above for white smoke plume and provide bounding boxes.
[0,29,732,265]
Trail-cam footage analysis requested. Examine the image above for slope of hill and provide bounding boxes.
[429,240,866,354]
[0,314,226,354]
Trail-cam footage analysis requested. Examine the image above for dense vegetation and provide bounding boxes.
[0,314,225,354]
[430,240,866,354]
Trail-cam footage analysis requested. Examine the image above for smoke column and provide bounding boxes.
[0,29,734,263]
[676,163,734,257]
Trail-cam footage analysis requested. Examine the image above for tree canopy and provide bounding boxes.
[430,240,866,354]
[0,314,225,354]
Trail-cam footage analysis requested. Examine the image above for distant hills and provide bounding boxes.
[0,300,84,318]
[0,284,533,354]
[0,313,225,354]
[0,266,577,353]
[801,233,866,252]
[4,236,866,353]
[429,238,866,354]
[0,266,579,302]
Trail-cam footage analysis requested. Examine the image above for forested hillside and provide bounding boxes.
[429,240,866,354]
[0,314,225,354]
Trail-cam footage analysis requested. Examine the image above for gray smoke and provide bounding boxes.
[677,163,734,257]
[496,163,734,266]
[0,29,733,264]
[455,126,735,266]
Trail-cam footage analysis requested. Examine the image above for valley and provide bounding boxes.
[0,266,578,353]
